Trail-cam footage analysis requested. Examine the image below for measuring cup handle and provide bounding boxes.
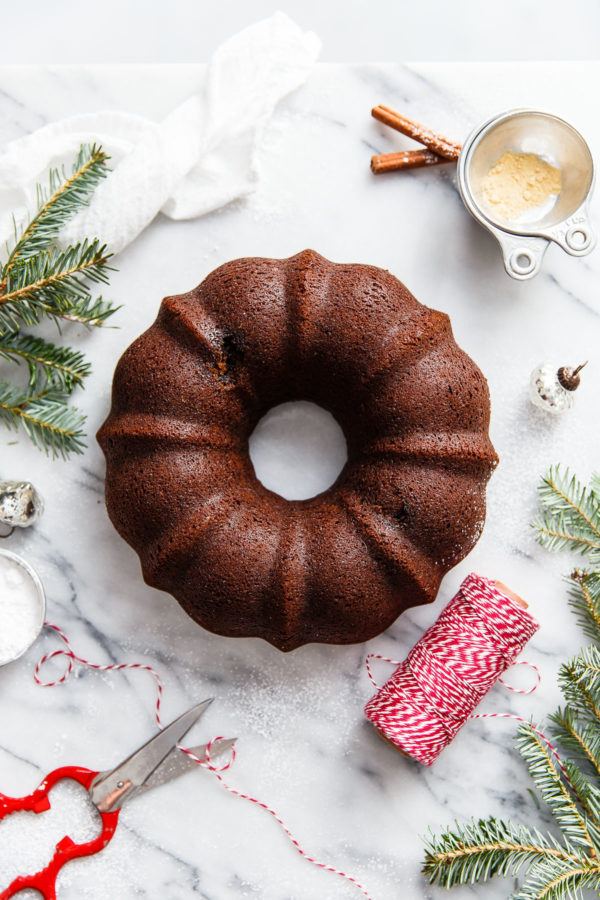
[497,235,549,280]
[552,209,596,257]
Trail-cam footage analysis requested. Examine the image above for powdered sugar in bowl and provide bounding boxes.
[0,549,46,666]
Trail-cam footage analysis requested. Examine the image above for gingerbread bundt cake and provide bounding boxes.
[98,250,498,651]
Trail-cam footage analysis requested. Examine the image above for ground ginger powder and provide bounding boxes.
[482,151,561,220]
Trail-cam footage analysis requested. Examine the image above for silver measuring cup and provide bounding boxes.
[457,109,595,280]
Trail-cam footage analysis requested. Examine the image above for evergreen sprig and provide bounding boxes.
[0,239,114,333]
[532,465,600,564]
[423,466,600,899]
[0,333,90,391]
[423,818,580,889]
[4,143,109,270]
[0,378,86,459]
[0,144,117,457]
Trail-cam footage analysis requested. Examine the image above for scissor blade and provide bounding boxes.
[143,737,237,792]
[89,699,213,811]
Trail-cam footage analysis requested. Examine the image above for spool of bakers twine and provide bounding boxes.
[364,573,541,766]
[34,621,373,900]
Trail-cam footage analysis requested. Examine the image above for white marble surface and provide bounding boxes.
[0,62,599,900]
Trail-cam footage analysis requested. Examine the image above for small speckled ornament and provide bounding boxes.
[529,361,588,415]
[0,481,44,536]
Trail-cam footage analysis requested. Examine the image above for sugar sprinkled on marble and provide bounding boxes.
[0,553,43,664]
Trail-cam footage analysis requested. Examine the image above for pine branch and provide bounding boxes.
[538,466,600,537]
[516,723,597,852]
[568,570,600,642]
[534,516,600,559]
[423,817,579,888]
[550,706,600,781]
[0,332,90,391]
[0,378,86,458]
[533,466,600,563]
[516,858,600,900]
[2,144,109,274]
[559,760,600,844]
[572,647,600,697]
[0,143,117,456]
[560,653,600,728]
[39,294,118,328]
[0,239,115,333]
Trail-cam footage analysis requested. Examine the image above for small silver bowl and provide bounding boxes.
[0,549,46,666]
[458,109,596,280]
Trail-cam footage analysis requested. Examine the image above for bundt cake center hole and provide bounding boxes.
[248,401,348,501]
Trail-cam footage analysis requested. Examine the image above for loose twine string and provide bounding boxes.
[363,573,572,786]
[34,575,568,899]
[35,622,373,900]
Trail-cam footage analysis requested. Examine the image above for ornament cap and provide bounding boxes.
[557,361,588,392]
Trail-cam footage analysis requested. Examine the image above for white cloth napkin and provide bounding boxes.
[0,13,320,254]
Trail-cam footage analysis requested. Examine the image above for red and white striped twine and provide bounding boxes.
[36,623,165,725]
[37,622,373,900]
[364,573,541,766]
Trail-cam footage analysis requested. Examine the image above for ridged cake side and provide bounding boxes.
[98,250,497,651]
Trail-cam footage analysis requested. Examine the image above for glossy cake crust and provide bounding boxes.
[97,250,498,651]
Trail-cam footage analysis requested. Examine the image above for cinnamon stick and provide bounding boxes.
[371,148,450,174]
[372,105,462,161]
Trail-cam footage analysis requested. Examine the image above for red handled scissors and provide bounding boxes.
[0,699,235,899]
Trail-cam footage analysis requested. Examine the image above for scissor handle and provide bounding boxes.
[0,766,120,900]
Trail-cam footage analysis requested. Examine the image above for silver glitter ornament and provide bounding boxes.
[529,362,588,415]
[0,481,44,535]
